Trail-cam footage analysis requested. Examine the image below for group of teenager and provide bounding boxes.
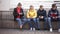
[13,3,60,32]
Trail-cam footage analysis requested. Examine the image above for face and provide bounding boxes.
[30,6,34,10]
[40,6,43,10]
[17,5,22,8]
[52,6,56,10]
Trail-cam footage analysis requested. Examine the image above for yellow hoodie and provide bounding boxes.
[27,9,37,18]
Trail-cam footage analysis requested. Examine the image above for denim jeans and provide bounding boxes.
[36,18,40,29]
[47,17,52,28]
[16,18,22,26]
[48,17,60,29]
[27,18,37,28]
[37,17,52,29]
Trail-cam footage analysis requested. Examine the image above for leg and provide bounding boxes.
[47,17,52,32]
[44,17,48,29]
[33,18,37,28]
[22,18,27,25]
[32,18,37,30]
[16,18,22,29]
[36,18,40,29]
[47,17,52,28]
[27,18,33,28]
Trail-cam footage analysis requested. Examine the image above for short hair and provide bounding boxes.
[52,4,56,8]
[30,5,33,7]
[17,3,22,6]
[40,5,43,8]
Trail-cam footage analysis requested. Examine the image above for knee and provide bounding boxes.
[37,18,39,20]
[16,18,21,21]
[27,19,30,21]
[33,18,36,21]
[48,17,51,20]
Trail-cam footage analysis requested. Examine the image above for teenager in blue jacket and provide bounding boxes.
[48,4,60,32]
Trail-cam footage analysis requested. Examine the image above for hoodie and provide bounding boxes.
[27,9,37,18]
[37,9,47,18]
[48,9,59,18]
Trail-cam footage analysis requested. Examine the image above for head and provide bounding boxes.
[30,5,34,10]
[39,5,43,10]
[52,4,56,10]
[17,3,22,8]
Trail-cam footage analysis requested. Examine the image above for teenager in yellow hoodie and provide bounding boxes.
[27,5,37,30]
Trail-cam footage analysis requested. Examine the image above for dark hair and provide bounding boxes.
[17,3,22,6]
[30,5,33,7]
[40,5,43,7]
[52,4,56,8]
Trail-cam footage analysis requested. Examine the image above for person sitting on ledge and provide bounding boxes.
[27,5,37,30]
[48,4,60,32]
[37,5,47,30]
[13,3,24,29]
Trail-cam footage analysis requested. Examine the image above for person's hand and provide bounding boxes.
[19,13,22,15]
[39,16,44,19]
[52,16,58,19]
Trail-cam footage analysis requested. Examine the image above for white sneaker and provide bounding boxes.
[30,28,33,30]
[33,28,35,31]
[58,29,60,32]
[50,28,53,32]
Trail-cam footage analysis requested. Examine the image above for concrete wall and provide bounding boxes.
[0,0,60,11]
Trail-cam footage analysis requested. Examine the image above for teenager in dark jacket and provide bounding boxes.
[37,5,47,30]
[48,4,60,32]
[13,3,24,29]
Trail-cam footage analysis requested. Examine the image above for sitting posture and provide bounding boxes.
[48,4,60,32]
[27,5,37,30]
[37,5,47,30]
[13,3,24,29]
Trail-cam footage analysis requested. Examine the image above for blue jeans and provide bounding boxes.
[27,18,37,28]
[48,17,60,29]
[37,17,52,29]
[16,18,22,26]
[36,18,40,29]
[44,17,52,28]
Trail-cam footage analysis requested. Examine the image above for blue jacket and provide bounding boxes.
[37,9,47,18]
[48,9,59,17]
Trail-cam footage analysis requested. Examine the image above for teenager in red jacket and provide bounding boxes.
[13,3,24,29]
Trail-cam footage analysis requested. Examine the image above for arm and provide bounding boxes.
[48,10,51,17]
[56,10,59,18]
[21,9,24,16]
[44,10,47,17]
[27,10,30,18]
[13,8,18,16]
[37,10,39,18]
[33,10,37,18]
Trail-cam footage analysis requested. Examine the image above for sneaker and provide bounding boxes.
[58,29,60,32]
[50,28,53,32]
[33,28,35,31]
[30,28,33,30]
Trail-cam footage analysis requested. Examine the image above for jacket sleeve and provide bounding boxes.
[13,8,19,16]
[27,10,30,18]
[37,10,39,17]
[13,8,17,16]
[33,10,37,18]
[57,10,59,16]
[44,10,47,17]
[21,9,24,17]
[48,10,51,17]
[13,8,15,16]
